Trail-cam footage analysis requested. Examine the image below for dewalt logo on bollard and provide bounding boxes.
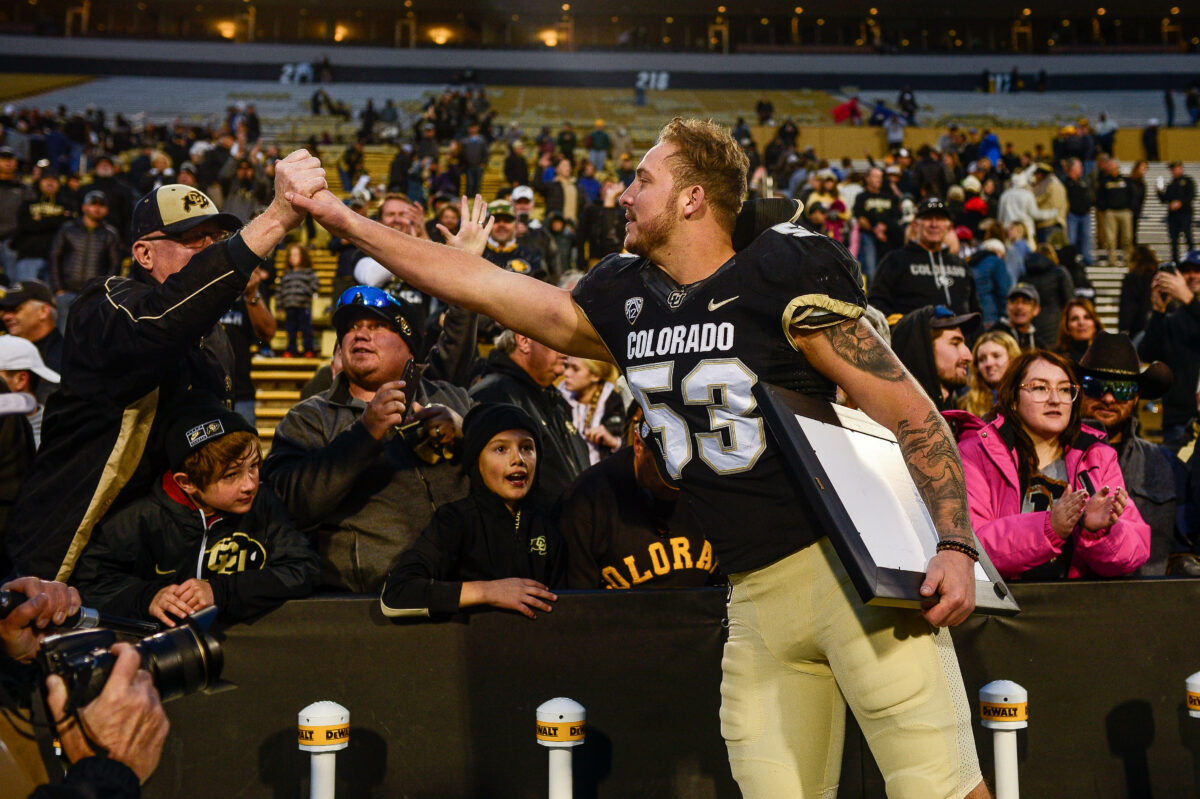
[298,723,350,746]
[979,701,1028,722]
[536,721,585,743]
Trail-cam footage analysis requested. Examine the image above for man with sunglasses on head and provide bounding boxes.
[5,152,329,582]
[263,285,474,593]
[1077,332,1189,576]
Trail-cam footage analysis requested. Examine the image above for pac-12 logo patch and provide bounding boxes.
[625,297,643,325]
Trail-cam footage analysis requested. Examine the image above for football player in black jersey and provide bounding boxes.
[290,120,989,799]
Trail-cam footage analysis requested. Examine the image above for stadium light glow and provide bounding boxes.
[216,20,236,38]
[334,24,348,42]
[428,26,452,44]
[539,29,558,47]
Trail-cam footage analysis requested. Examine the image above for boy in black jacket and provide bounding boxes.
[380,403,563,619]
[71,401,318,626]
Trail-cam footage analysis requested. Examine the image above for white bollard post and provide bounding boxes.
[298,700,350,799]
[1187,671,1200,718]
[536,697,586,799]
[979,680,1028,799]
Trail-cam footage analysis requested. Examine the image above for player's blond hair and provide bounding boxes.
[656,118,748,234]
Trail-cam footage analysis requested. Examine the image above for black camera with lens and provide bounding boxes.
[36,606,225,714]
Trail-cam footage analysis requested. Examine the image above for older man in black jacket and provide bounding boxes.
[5,151,327,582]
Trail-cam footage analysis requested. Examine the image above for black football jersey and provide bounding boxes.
[572,223,866,574]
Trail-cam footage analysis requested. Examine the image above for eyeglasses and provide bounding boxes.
[1080,375,1139,402]
[1019,382,1079,403]
[141,229,233,249]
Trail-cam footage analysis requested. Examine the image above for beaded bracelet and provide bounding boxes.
[935,539,980,562]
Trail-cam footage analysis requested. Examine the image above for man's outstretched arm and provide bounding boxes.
[793,317,978,627]
[290,191,610,361]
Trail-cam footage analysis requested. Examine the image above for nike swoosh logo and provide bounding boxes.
[707,296,739,311]
[154,564,176,575]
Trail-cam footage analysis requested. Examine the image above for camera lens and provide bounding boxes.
[137,624,224,702]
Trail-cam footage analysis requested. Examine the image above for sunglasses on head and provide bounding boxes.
[1080,375,1139,402]
[335,285,404,312]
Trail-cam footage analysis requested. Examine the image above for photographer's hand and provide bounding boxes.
[47,643,170,785]
[0,577,80,663]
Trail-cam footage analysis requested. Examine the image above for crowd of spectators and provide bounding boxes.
[1,86,1200,795]
[0,92,1198,640]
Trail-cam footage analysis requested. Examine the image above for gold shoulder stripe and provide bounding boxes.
[379,597,432,618]
[56,389,159,581]
[104,270,238,324]
[780,294,864,351]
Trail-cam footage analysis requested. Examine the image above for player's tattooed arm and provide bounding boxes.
[798,318,975,547]
[816,318,906,382]
[895,410,975,545]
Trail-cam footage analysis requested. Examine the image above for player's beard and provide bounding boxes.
[625,206,675,258]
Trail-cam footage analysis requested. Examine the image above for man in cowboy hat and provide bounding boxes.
[1077,332,1190,576]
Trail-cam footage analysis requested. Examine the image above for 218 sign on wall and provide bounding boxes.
[635,71,671,90]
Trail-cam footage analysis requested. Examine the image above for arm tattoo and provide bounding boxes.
[895,408,975,545]
[819,319,906,382]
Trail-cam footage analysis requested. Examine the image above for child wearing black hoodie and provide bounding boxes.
[380,403,564,619]
[71,399,319,626]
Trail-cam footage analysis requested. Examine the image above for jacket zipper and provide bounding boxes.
[196,507,214,578]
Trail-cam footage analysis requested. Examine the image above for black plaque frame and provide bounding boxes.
[754,382,1019,616]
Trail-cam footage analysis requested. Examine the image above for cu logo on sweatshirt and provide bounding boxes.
[205,532,267,574]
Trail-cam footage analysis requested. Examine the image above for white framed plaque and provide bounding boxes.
[754,382,1019,616]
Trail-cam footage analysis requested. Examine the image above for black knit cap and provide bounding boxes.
[460,403,541,476]
[165,398,257,470]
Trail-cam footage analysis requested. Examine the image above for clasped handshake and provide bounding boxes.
[265,148,493,252]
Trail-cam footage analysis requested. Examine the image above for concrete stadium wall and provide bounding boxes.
[147,581,1200,798]
[748,125,1200,161]
[1,34,1199,91]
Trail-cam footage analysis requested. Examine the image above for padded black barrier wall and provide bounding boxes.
[144,581,1200,798]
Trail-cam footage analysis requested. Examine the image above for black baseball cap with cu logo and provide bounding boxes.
[130,184,243,242]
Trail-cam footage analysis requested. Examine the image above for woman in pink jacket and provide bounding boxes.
[955,349,1150,580]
